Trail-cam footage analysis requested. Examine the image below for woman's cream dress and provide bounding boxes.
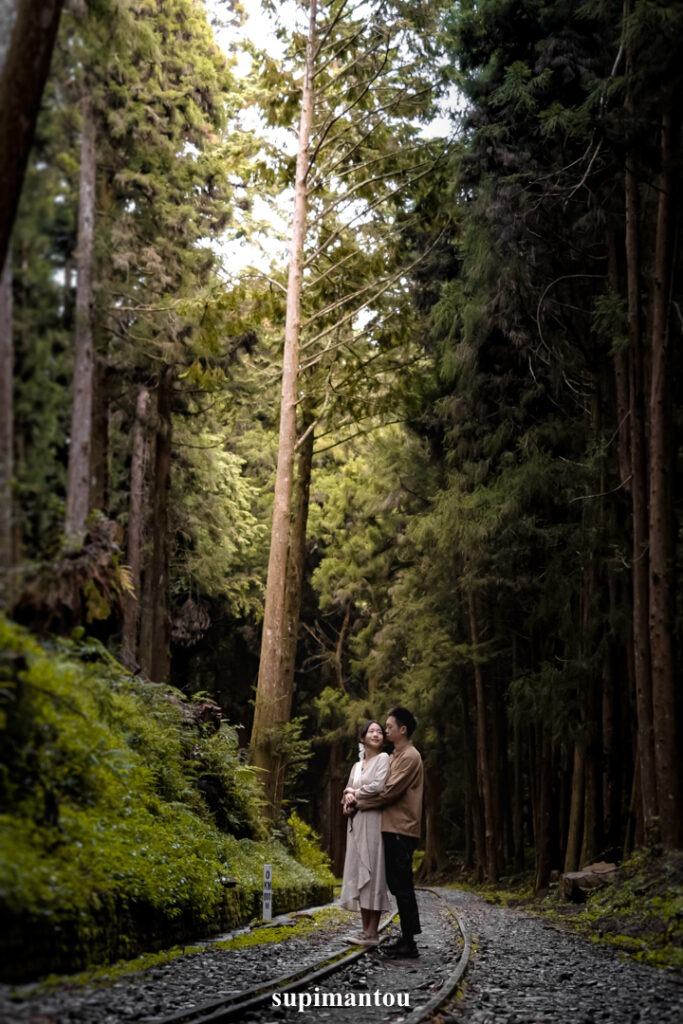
[339,751,392,912]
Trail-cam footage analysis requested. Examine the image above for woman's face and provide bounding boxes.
[363,722,385,751]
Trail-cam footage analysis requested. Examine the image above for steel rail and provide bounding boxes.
[144,914,397,1024]
[145,889,472,1024]
[403,889,472,1024]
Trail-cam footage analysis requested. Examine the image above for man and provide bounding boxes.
[350,706,424,959]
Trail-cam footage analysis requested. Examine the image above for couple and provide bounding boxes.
[339,706,423,959]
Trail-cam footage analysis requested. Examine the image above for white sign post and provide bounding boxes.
[262,863,272,921]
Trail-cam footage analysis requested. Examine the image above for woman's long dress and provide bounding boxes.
[339,751,391,912]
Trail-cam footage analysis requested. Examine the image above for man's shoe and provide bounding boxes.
[380,939,419,959]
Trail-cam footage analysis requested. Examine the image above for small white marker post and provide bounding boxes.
[262,863,273,921]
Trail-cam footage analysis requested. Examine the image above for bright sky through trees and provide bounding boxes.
[204,0,456,277]
[203,0,296,275]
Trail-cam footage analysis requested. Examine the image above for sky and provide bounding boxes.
[203,0,458,278]
[205,0,297,276]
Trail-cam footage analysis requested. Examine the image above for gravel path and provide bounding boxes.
[1,888,680,1024]
[435,888,682,1024]
[246,888,462,1024]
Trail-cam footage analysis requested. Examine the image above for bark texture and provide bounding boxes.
[121,386,150,671]
[65,81,96,546]
[0,249,13,609]
[250,0,317,817]
[139,371,172,683]
[0,0,64,270]
[648,103,681,847]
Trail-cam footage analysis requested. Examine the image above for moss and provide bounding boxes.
[0,616,335,982]
[467,849,683,971]
[15,905,350,998]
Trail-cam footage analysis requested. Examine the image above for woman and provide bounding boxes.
[339,720,391,944]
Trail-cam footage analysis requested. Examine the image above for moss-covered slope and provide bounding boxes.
[0,616,334,981]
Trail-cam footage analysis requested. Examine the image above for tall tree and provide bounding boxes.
[64,74,96,546]
[9,0,253,669]
[0,0,64,270]
[249,0,447,816]
[121,385,150,670]
[0,249,13,609]
[250,0,318,811]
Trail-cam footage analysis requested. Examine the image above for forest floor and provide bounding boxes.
[444,848,683,972]
[1,872,681,1023]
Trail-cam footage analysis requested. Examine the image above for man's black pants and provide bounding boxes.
[382,831,421,940]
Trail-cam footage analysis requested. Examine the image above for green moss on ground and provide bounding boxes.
[14,905,350,997]
[535,850,683,971]
[450,849,683,971]
[0,615,335,980]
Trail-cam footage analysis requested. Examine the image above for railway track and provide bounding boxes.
[144,889,471,1024]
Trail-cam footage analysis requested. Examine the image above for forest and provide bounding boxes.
[1,0,682,964]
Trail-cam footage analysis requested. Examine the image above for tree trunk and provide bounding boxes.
[65,79,96,547]
[139,370,172,682]
[468,589,498,883]
[580,734,601,867]
[0,247,13,609]
[318,740,348,877]
[564,740,585,872]
[534,726,553,892]
[0,0,64,270]
[250,0,317,816]
[462,680,481,875]
[608,226,636,856]
[510,635,524,871]
[418,760,449,879]
[601,660,616,851]
[648,102,681,848]
[491,656,506,870]
[271,415,315,812]
[624,23,658,835]
[121,385,150,671]
[89,352,108,512]
[511,714,524,872]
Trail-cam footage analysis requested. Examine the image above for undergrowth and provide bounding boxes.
[453,849,683,971]
[0,615,334,944]
[533,849,683,971]
[15,905,350,997]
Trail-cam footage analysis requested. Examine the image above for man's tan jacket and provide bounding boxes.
[355,743,423,838]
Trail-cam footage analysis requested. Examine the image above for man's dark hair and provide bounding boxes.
[387,706,417,737]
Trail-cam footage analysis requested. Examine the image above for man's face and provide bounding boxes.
[385,715,404,744]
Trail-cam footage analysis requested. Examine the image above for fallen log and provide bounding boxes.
[560,861,618,902]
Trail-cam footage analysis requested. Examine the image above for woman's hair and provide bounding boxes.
[360,719,387,742]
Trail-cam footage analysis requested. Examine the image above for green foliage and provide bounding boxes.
[533,850,683,971]
[269,717,314,800]
[0,617,331,931]
[309,424,436,688]
[283,811,335,884]
[170,419,266,617]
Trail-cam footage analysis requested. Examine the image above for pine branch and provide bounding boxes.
[304,149,448,267]
[308,41,392,172]
[300,231,444,363]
